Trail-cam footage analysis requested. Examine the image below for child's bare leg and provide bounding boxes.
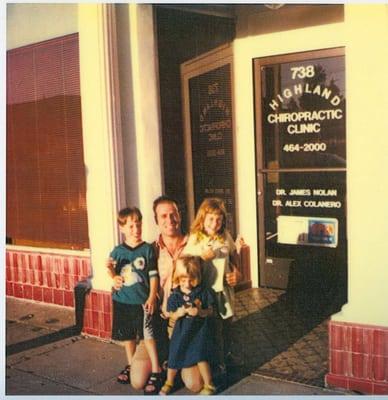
[124,339,136,365]
[159,368,177,395]
[166,368,178,385]
[117,340,136,384]
[197,361,213,386]
[181,366,203,392]
[144,338,161,373]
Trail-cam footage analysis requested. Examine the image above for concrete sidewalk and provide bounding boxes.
[5,297,353,396]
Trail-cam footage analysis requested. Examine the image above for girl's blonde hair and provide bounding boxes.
[173,256,202,287]
[190,197,227,240]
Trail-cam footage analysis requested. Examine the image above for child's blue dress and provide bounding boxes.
[167,285,214,369]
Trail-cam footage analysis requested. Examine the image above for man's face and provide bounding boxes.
[155,201,181,237]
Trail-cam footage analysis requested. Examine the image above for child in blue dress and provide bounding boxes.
[159,256,216,395]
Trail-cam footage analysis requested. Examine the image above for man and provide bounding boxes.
[131,196,240,393]
[152,196,240,321]
[152,196,188,319]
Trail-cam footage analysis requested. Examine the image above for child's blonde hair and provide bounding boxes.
[173,256,202,287]
[190,197,227,240]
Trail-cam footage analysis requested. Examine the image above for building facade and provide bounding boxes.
[6,4,388,394]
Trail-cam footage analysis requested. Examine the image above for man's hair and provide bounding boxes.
[173,255,202,287]
[117,207,142,226]
[152,195,179,224]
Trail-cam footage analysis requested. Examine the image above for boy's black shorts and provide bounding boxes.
[111,300,154,341]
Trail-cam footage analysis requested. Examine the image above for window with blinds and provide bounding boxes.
[6,33,89,250]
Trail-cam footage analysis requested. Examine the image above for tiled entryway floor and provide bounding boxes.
[229,286,343,387]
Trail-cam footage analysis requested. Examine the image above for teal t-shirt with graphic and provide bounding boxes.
[110,242,158,305]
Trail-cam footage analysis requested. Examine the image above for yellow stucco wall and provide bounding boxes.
[6,4,77,50]
[333,4,388,327]
[233,4,388,327]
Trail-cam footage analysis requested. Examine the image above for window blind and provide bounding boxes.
[6,33,89,250]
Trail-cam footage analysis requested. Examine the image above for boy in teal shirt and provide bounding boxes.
[107,207,163,394]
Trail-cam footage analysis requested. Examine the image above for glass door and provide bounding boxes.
[254,48,347,312]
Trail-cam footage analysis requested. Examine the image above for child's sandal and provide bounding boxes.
[117,365,131,384]
[143,372,164,395]
[199,383,216,395]
[159,380,174,395]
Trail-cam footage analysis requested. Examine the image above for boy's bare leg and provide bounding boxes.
[116,340,136,384]
[181,365,203,392]
[144,338,161,373]
[124,340,136,365]
[197,361,213,386]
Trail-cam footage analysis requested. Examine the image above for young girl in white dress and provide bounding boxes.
[183,197,241,367]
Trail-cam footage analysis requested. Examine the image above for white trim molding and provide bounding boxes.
[78,4,124,291]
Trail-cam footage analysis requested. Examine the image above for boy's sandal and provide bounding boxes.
[143,372,164,395]
[199,383,217,395]
[159,381,174,395]
[117,365,131,384]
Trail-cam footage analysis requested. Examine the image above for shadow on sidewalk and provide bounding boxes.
[6,325,81,356]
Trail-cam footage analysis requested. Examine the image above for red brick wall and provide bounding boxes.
[6,249,91,308]
[82,290,112,340]
[326,321,388,394]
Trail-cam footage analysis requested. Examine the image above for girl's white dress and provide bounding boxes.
[183,230,236,319]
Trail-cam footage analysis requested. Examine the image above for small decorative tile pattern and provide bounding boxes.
[327,321,388,394]
[5,249,91,309]
[234,287,333,388]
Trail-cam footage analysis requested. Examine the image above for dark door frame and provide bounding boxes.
[253,47,346,288]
